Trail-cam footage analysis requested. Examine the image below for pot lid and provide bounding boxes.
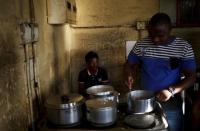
[45,94,84,109]
[86,98,116,109]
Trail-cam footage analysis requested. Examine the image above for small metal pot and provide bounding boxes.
[45,94,84,126]
[86,98,117,127]
[127,90,155,114]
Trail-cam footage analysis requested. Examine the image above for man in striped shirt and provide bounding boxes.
[126,13,196,131]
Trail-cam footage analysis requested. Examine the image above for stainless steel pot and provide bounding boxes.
[127,90,155,114]
[86,85,119,103]
[45,94,84,126]
[86,85,114,97]
[86,98,117,127]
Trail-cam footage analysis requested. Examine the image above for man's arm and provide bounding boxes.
[172,69,196,94]
[125,41,141,89]
[157,70,196,102]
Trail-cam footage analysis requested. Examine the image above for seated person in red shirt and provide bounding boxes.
[78,51,109,97]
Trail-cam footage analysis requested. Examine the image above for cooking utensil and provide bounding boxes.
[45,94,84,126]
[86,85,114,97]
[124,114,155,129]
[87,85,120,103]
[86,98,117,127]
[127,90,155,114]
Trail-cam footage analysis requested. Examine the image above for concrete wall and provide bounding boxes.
[76,0,159,26]
[0,0,70,130]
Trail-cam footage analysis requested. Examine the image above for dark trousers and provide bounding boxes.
[161,94,184,131]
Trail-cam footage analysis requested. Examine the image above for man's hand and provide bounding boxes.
[156,89,172,102]
[124,61,138,90]
[125,76,134,90]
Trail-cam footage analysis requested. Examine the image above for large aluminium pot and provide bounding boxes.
[45,94,84,126]
[86,98,117,127]
[127,90,156,114]
[86,85,119,103]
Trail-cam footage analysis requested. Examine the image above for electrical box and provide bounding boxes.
[47,0,77,24]
[20,23,39,44]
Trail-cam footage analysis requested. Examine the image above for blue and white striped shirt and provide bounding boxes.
[128,37,196,92]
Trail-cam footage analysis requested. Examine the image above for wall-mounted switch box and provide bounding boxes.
[20,23,39,44]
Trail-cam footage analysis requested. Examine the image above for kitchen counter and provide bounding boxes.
[40,102,168,131]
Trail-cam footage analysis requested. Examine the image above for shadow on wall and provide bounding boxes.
[40,24,71,100]
[172,28,200,67]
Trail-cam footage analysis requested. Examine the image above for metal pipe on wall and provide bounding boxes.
[24,44,35,130]
[30,0,42,111]
[22,0,42,130]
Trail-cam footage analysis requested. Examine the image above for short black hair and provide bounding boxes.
[85,51,99,63]
[149,13,172,28]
